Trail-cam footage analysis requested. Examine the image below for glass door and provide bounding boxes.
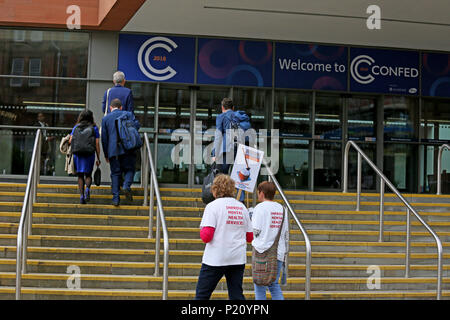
[346,96,377,191]
[194,87,231,185]
[157,85,191,184]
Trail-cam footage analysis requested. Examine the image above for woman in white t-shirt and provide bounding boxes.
[195,174,253,300]
[251,181,289,300]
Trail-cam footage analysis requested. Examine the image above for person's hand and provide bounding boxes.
[211,157,215,162]
[96,160,101,166]
[105,158,109,163]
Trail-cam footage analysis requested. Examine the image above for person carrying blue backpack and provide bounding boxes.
[101,98,141,206]
[212,97,252,202]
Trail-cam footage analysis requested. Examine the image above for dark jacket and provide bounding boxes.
[213,110,251,157]
[101,109,140,159]
[102,84,134,114]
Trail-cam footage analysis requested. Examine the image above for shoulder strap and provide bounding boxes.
[104,88,111,117]
[114,117,122,148]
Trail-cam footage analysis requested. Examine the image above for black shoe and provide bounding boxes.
[112,200,120,207]
[124,188,133,202]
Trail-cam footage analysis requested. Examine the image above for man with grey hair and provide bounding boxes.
[102,71,134,114]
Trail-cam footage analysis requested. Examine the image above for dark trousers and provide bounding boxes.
[195,263,246,300]
[109,152,136,202]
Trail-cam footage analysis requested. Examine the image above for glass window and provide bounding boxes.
[233,88,271,131]
[419,145,450,194]
[347,143,377,190]
[384,144,418,192]
[315,95,342,140]
[0,127,71,176]
[348,97,376,141]
[276,139,309,190]
[274,91,312,137]
[384,96,418,141]
[156,85,191,184]
[0,78,86,127]
[126,82,156,130]
[421,99,450,142]
[0,29,89,78]
[314,141,341,189]
[194,87,230,185]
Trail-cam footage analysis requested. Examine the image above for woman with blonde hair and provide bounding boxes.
[195,174,253,300]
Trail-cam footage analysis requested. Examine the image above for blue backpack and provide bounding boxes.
[114,112,142,151]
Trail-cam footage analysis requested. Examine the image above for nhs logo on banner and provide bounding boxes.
[118,34,195,83]
[350,47,419,95]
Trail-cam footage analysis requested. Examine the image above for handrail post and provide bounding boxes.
[144,133,169,299]
[405,209,411,278]
[343,142,350,193]
[378,179,385,242]
[437,144,449,195]
[264,160,311,300]
[143,146,148,206]
[154,205,161,277]
[356,152,361,211]
[16,129,41,299]
[344,140,442,299]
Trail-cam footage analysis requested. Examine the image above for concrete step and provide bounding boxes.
[0,258,448,277]
[1,246,449,265]
[0,272,448,291]
[0,287,448,300]
[0,233,447,253]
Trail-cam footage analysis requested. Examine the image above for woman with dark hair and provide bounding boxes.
[69,110,101,204]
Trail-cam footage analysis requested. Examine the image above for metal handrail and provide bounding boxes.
[16,129,42,300]
[264,159,312,300]
[142,133,169,300]
[437,144,450,195]
[343,140,443,300]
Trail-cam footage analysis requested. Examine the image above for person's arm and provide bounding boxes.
[199,204,217,243]
[101,119,108,161]
[200,226,215,243]
[102,91,107,114]
[126,91,134,114]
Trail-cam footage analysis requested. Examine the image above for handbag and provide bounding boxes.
[94,166,101,186]
[201,163,219,205]
[252,207,286,286]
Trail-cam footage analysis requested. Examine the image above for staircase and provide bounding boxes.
[0,182,450,299]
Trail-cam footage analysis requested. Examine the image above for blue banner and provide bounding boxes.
[275,43,348,91]
[350,47,419,95]
[118,34,196,83]
[197,38,273,87]
[422,52,450,98]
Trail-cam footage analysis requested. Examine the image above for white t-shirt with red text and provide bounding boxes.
[200,197,252,266]
[251,201,289,262]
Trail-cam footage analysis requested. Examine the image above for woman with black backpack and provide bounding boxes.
[70,110,101,204]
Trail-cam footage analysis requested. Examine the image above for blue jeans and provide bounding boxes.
[109,152,136,202]
[254,260,284,300]
[195,263,246,300]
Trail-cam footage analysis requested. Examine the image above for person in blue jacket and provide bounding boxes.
[102,71,134,114]
[69,110,101,204]
[212,97,251,202]
[101,98,140,206]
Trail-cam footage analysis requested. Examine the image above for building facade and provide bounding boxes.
[0,0,449,193]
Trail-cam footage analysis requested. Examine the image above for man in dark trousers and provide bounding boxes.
[101,98,140,206]
[102,71,134,115]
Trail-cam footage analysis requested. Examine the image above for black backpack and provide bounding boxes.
[202,163,220,205]
[72,124,96,156]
